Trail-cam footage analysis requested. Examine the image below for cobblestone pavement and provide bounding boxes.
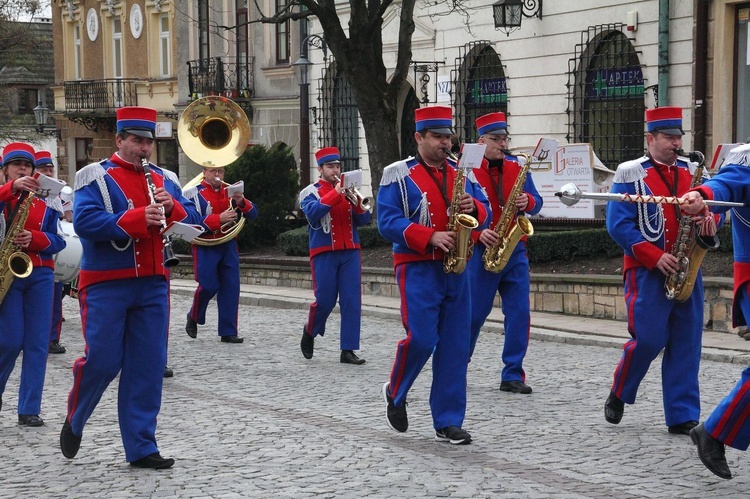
[1,291,749,498]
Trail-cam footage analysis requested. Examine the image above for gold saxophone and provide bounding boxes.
[483,152,534,273]
[664,149,719,302]
[443,149,479,274]
[0,191,34,305]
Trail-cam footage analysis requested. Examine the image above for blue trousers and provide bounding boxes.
[50,281,64,343]
[705,283,750,450]
[306,249,362,350]
[611,267,703,426]
[66,276,168,463]
[0,267,53,415]
[189,240,241,337]
[468,244,531,382]
[388,260,471,430]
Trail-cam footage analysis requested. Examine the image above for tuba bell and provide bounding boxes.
[178,96,251,246]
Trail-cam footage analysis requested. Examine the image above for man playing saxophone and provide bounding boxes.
[467,112,543,395]
[0,142,66,427]
[377,105,490,444]
[603,106,721,435]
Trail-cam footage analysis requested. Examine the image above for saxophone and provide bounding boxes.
[443,149,479,274]
[0,191,34,305]
[664,149,719,301]
[483,152,534,273]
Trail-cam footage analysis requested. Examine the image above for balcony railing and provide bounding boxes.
[63,79,139,112]
[187,56,254,102]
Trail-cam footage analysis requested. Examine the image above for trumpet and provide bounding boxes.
[142,158,180,268]
[333,175,372,212]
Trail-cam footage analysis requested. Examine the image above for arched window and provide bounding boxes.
[453,42,507,143]
[568,26,645,168]
[318,62,360,172]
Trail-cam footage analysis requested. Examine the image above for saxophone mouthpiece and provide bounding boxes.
[442,148,460,162]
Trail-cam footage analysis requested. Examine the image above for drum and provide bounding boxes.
[54,220,82,283]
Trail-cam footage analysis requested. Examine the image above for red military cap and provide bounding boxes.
[35,150,54,168]
[415,106,454,135]
[645,106,684,136]
[2,142,35,167]
[475,112,508,136]
[117,106,158,139]
[315,147,341,167]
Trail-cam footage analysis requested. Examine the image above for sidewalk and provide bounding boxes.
[169,278,750,366]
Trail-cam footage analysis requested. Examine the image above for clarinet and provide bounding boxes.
[141,158,180,268]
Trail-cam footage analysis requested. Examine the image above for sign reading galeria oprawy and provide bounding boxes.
[513,139,614,219]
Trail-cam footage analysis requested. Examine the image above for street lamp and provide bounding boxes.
[493,0,543,37]
[33,101,61,139]
[293,34,327,185]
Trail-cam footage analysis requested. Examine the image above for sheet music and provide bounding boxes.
[341,169,363,188]
[34,173,66,198]
[456,143,486,169]
[225,180,244,197]
[161,222,205,243]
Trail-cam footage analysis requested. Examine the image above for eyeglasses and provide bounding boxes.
[484,135,510,144]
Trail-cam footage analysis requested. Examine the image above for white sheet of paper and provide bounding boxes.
[341,169,363,188]
[533,138,559,161]
[35,174,66,198]
[456,143,486,169]
[225,180,244,197]
[161,222,205,243]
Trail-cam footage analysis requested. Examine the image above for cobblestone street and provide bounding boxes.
[1,289,749,498]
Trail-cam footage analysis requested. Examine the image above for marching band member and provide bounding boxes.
[33,150,68,355]
[183,165,257,343]
[603,107,720,435]
[0,142,66,427]
[299,146,371,364]
[681,144,750,479]
[377,105,490,444]
[468,112,542,394]
[60,107,197,469]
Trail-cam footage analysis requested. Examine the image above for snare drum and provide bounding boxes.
[54,220,82,283]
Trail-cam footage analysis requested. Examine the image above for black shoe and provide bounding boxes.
[436,426,472,445]
[49,341,66,354]
[340,350,366,365]
[382,382,408,432]
[499,380,532,394]
[60,419,82,458]
[185,315,197,339]
[129,452,175,469]
[690,423,732,479]
[668,420,699,435]
[163,366,174,378]
[18,414,44,427]
[300,327,314,359]
[220,335,244,343]
[604,391,624,424]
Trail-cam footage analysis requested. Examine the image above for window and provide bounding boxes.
[18,88,39,114]
[236,5,249,91]
[275,0,289,64]
[159,13,171,77]
[735,4,750,141]
[567,25,645,169]
[75,138,93,171]
[452,42,507,144]
[113,17,124,106]
[156,140,179,173]
[73,23,82,80]
[319,63,360,171]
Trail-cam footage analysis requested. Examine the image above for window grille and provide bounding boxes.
[316,63,360,172]
[567,24,645,169]
[451,41,507,144]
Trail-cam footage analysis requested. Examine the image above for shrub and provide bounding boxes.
[277,221,389,256]
[224,144,300,250]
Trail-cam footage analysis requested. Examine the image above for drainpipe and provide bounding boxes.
[694,0,710,153]
[658,0,670,106]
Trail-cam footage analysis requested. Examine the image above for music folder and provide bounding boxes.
[34,173,66,198]
[161,222,205,243]
[457,143,486,169]
[225,180,244,197]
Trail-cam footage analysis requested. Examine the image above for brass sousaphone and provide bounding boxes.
[178,96,252,246]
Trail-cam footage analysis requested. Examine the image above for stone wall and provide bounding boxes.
[171,257,737,333]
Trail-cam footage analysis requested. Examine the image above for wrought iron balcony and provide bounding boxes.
[187,56,254,114]
[63,79,139,112]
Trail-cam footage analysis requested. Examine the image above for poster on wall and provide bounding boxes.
[513,139,614,219]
